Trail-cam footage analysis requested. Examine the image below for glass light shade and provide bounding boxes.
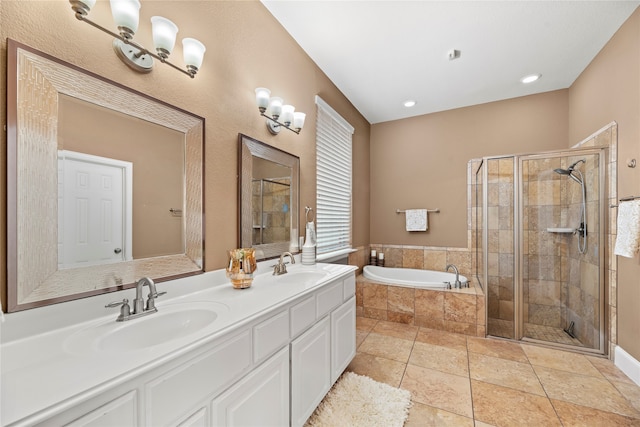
[76,0,97,14]
[182,38,206,69]
[293,112,306,130]
[255,88,271,112]
[110,0,141,36]
[269,97,283,119]
[281,105,295,126]
[151,16,178,57]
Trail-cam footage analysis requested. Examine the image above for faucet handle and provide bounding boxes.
[105,298,131,321]
[146,291,166,311]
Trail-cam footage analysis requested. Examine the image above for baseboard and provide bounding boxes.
[615,345,640,386]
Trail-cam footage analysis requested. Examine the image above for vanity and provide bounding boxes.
[1,261,357,426]
[3,40,352,427]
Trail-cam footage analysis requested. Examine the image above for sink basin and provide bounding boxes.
[275,270,329,286]
[65,302,228,354]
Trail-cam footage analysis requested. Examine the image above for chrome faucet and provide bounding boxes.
[273,252,295,275]
[446,264,462,289]
[105,277,166,321]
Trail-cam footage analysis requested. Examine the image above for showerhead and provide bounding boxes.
[554,159,585,184]
[553,167,572,175]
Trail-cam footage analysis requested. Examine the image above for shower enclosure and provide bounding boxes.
[475,147,606,354]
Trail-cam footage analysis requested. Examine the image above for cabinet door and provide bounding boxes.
[211,347,289,427]
[177,407,208,427]
[331,296,356,383]
[290,316,331,427]
[65,391,137,427]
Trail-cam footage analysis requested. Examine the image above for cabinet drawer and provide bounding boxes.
[253,309,290,364]
[290,295,317,339]
[316,280,343,318]
[145,330,252,425]
[343,274,356,299]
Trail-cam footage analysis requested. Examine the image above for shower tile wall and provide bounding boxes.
[486,158,515,339]
[574,123,617,356]
[522,157,564,334]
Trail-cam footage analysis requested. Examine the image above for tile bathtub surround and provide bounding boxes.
[350,317,640,426]
[356,275,486,337]
[368,244,472,276]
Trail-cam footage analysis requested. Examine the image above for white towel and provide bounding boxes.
[405,209,428,231]
[614,200,640,258]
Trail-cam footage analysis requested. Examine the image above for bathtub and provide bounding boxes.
[362,265,468,289]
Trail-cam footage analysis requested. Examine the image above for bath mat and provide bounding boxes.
[304,371,412,427]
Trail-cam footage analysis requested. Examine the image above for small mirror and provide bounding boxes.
[239,134,299,259]
[6,40,204,312]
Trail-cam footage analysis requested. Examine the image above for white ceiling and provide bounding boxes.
[261,1,639,124]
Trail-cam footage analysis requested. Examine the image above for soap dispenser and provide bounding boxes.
[302,207,316,265]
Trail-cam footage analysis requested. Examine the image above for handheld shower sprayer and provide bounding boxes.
[553,159,587,254]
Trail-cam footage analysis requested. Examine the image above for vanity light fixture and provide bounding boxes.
[68,0,206,78]
[255,87,306,135]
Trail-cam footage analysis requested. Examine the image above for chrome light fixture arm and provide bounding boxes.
[74,13,197,78]
[260,112,301,135]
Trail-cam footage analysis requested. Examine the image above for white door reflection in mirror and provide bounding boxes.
[57,151,133,269]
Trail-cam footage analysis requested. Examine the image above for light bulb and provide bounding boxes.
[255,88,271,113]
[281,105,295,126]
[269,97,283,119]
[110,0,140,39]
[293,112,306,131]
[151,16,178,59]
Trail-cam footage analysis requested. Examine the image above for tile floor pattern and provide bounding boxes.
[347,317,640,426]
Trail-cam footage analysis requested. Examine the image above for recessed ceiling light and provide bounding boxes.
[403,100,417,108]
[521,74,541,84]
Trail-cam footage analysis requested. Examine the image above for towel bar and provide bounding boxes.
[610,195,640,208]
[396,208,440,213]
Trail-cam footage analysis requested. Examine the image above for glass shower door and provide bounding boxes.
[485,156,516,340]
[519,149,605,352]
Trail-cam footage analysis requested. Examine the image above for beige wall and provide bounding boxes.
[0,0,371,298]
[568,9,640,360]
[370,90,569,247]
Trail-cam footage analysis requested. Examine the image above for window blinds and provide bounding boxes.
[315,96,354,255]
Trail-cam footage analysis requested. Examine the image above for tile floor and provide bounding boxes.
[347,317,640,426]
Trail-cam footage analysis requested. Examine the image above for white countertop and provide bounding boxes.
[0,260,356,426]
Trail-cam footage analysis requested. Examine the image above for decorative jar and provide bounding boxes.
[226,248,257,289]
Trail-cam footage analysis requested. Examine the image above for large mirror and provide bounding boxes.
[6,39,204,312]
[239,134,299,259]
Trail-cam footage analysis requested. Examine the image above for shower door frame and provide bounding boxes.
[483,146,607,355]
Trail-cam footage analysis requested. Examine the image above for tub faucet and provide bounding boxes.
[446,264,462,289]
[273,252,295,275]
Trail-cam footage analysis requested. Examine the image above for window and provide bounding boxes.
[314,96,354,258]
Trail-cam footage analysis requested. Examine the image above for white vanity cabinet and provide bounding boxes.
[290,275,356,427]
[291,316,332,427]
[11,269,356,427]
[211,346,290,426]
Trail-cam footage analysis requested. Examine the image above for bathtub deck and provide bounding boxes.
[356,274,486,337]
